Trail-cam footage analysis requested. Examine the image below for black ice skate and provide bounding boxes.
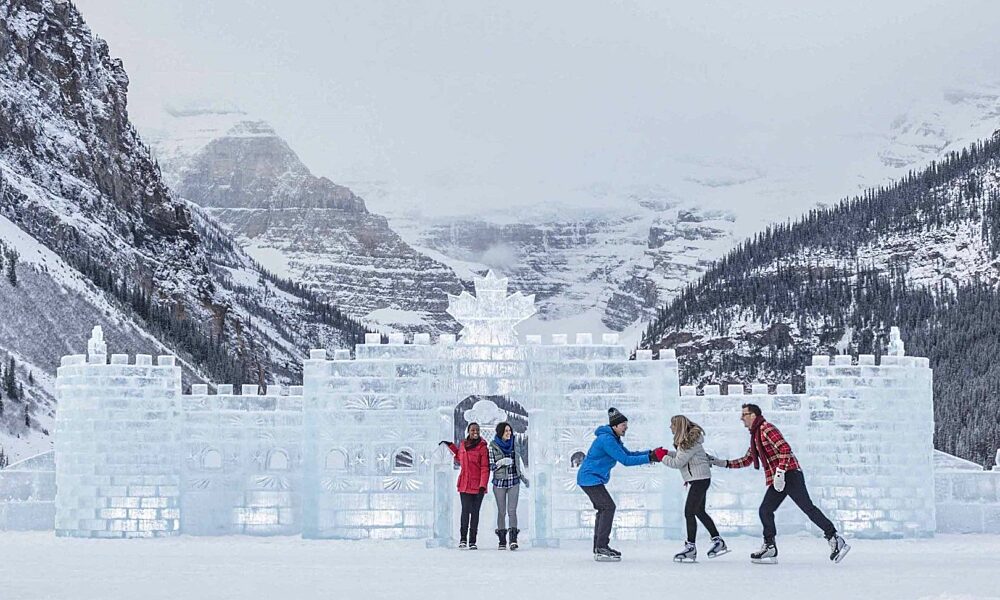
[707,536,729,558]
[828,534,850,563]
[751,542,778,564]
[673,542,697,563]
[594,547,621,562]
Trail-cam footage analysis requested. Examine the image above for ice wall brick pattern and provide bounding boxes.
[678,385,812,536]
[803,355,936,538]
[54,331,182,538]
[302,346,440,540]
[181,385,304,535]
[0,451,56,530]
[526,342,679,542]
[934,450,1000,534]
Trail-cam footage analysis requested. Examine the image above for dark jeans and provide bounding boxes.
[581,484,616,550]
[759,469,836,543]
[685,478,720,543]
[459,492,485,543]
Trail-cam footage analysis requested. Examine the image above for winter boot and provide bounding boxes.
[594,547,621,562]
[508,528,519,551]
[750,541,778,564]
[828,534,850,563]
[469,530,478,550]
[673,542,697,563]
[458,539,468,550]
[707,536,730,558]
[496,528,507,550]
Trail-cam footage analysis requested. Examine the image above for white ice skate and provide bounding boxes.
[673,542,697,563]
[751,542,778,564]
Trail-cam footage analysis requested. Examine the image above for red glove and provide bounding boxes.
[652,447,668,462]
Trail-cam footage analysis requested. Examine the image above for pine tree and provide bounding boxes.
[5,249,17,286]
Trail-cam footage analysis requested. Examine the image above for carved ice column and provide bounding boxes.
[427,407,456,548]
[529,408,559,548]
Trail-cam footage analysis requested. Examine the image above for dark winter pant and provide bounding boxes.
[685,478,720,543]
[581,484,616,550]
[759,469,837,543]
[459,492,485,543]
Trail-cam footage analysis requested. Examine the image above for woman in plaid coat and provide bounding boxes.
[488,421,529,550]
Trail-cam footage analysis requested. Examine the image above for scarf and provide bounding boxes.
[749,415,766,471]
[494,435,515,457]
[465,437,481,450]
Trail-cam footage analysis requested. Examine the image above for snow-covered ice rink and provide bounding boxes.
[1,533,998,600]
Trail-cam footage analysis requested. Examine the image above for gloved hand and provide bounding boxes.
[773,468,786,492]
[520,475,530,489]
[478,486,487,495]
[438,440,452,447]
[496,457,514,467]
[706,454,728,468]
[649,447,668,463]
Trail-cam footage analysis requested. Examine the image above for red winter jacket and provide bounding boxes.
[447,439,490,494]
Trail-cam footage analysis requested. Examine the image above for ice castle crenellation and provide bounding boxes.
[10,272,988,540]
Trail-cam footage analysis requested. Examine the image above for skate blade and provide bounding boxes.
[751,557,778,564]
[673,557,697,563]
[594,555,622,562]
[832,544,851,564]
[708,548,730,558]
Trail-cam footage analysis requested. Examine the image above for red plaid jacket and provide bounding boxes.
[726,420,800,487]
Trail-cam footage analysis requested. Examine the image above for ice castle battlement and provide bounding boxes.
[43,278,951,542]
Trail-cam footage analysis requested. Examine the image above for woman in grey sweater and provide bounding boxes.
[661,415,728,562]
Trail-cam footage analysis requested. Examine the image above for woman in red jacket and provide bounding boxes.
[440,422,490,549]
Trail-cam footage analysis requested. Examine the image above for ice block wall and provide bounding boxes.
[302,335,441,540]
[679,383,810,536]
[0,451,56,530]
[803,353,936,537]
[180,384,303,535]
[525,335,680,543]
[54,327,181,538]
[933,451,1000,533]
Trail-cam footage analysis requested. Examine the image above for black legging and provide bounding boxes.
[685,478,720,543]
[459,492,485,543]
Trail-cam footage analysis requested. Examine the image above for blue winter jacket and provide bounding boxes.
[576,425,651,487]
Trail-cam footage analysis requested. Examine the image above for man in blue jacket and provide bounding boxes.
[577,407,666,561]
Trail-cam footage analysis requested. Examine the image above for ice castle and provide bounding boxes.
[4,271,998,540]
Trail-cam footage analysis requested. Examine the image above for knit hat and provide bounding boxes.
[608,407,628,427]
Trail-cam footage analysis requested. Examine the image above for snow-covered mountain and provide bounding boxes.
[640,131,1000,466]
[0,0,367,461]
[340,83,1000,342]
[144,108,466,334]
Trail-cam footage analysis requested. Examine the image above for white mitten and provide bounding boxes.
[773,469,786,492]
[497,457,514,467]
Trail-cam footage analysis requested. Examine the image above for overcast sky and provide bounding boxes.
[74,0,1000,218]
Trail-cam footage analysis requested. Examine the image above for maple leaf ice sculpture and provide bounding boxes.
[446,271,536,346]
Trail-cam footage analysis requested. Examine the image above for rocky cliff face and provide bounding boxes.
[0,0,368,459]
[148,112,466,333]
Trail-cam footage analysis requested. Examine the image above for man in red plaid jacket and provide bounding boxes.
[710,403,850,564]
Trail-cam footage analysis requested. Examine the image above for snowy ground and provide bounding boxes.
[1,533,998,600]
